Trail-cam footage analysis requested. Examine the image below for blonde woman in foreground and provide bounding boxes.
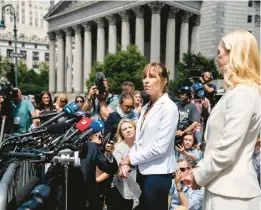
[186,30,260,209]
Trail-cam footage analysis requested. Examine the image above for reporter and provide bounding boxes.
[186,30,260,210]
[120,62,179,210]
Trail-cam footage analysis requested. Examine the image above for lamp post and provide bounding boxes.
[0,4,18,88]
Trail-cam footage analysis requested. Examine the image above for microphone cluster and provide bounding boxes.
[0,102,105,162]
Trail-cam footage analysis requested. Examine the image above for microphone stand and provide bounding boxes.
[52,149,80,210]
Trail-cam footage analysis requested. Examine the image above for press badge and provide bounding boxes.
[14,117,20,125]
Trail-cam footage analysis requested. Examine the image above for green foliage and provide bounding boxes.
[86,45,147,93]
[169,52,222,93]
[0,57,49,93]
[19,83,47,95]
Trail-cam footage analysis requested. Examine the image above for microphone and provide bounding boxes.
[74,120,105,145]
[59,117,93,144]
[39,102,79,127]
[31,111,58,120]
[1,122,74,149]
[7,176,40,210]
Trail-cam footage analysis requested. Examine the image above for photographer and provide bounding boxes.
[83,72,112,121]
[175,86,200,144]
[191,82,211,143]
[199,72,216,107]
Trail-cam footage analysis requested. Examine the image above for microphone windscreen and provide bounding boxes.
[46,122,73,134]
[75,117,93,132]
[62,102,79,115]
[90,120,104,133]
[95,72,106,80]
[12,176,40,207]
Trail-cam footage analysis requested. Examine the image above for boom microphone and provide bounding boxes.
[39,102,79,127]
[7,176,40,210]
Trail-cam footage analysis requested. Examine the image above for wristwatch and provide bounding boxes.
[177,187,183,192]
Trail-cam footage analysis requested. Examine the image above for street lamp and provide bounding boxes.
[0,4,18,88]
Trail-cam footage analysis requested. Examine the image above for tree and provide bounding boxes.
[86,45,147,93]
[169,52,222,93]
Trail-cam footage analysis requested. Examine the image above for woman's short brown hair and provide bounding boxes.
[143,62,169,93]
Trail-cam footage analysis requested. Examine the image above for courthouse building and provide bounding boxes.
[44,1,260,94]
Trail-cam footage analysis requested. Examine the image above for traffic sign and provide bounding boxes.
[10,53,24,58]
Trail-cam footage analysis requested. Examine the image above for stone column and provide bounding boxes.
[149,2,164,62]
[133,6,144,55]
[73,25,83,93]
[106,15,117,54]
[82,22,92,92]
[56,30,65,93]
[120,11,130,50]
[96,18,105,62]
[64,27,73,93]
[191,15,200,54]
[165,7,179,81]
[48,32,56,93]
[179,11,192,61]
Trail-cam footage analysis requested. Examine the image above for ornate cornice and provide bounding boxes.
[64,27,73,36]
[194,15,201,26]
[56,30,64,38]
[82,22,92,31]
[119,11,129,22]
[47,31,55,40]
[95,18,105,28]
[133,6,144,18]
[168,6,180,18]
[72,25,82,34]
[148,1,164,14]
[181,11,193,23]
[106,14,117,25]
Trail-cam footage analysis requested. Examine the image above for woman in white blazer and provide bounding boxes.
[120,62,179,210]
[186,30,261,210]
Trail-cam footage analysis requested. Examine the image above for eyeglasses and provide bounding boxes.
[179,167,190,172]
[76,100,84,103]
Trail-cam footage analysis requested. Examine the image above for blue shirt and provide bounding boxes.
[176,149,202,165]
[169,180,204,210]
[12,99,34,134]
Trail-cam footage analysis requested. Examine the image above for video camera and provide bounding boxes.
[94,72,106,94]
[0,83,18,101]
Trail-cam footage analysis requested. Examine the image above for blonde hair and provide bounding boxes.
[55,93,68,111]
[220,30,260,92]
[116,119,136,143]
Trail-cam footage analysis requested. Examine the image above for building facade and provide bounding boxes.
[44,0,260,95]
[0,0,51,69]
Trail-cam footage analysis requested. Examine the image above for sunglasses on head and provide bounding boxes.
[179,167,190,172]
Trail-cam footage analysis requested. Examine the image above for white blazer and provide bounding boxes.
[129,93,179,175]
[194,85,261,198]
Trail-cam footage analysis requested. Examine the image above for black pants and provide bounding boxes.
[135,170,172,210]
[106,187,133,210]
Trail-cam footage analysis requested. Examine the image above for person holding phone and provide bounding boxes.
[105,119,137,210]
[175,132,202,166]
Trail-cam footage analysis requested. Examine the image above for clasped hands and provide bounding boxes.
[118,155,131,178]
